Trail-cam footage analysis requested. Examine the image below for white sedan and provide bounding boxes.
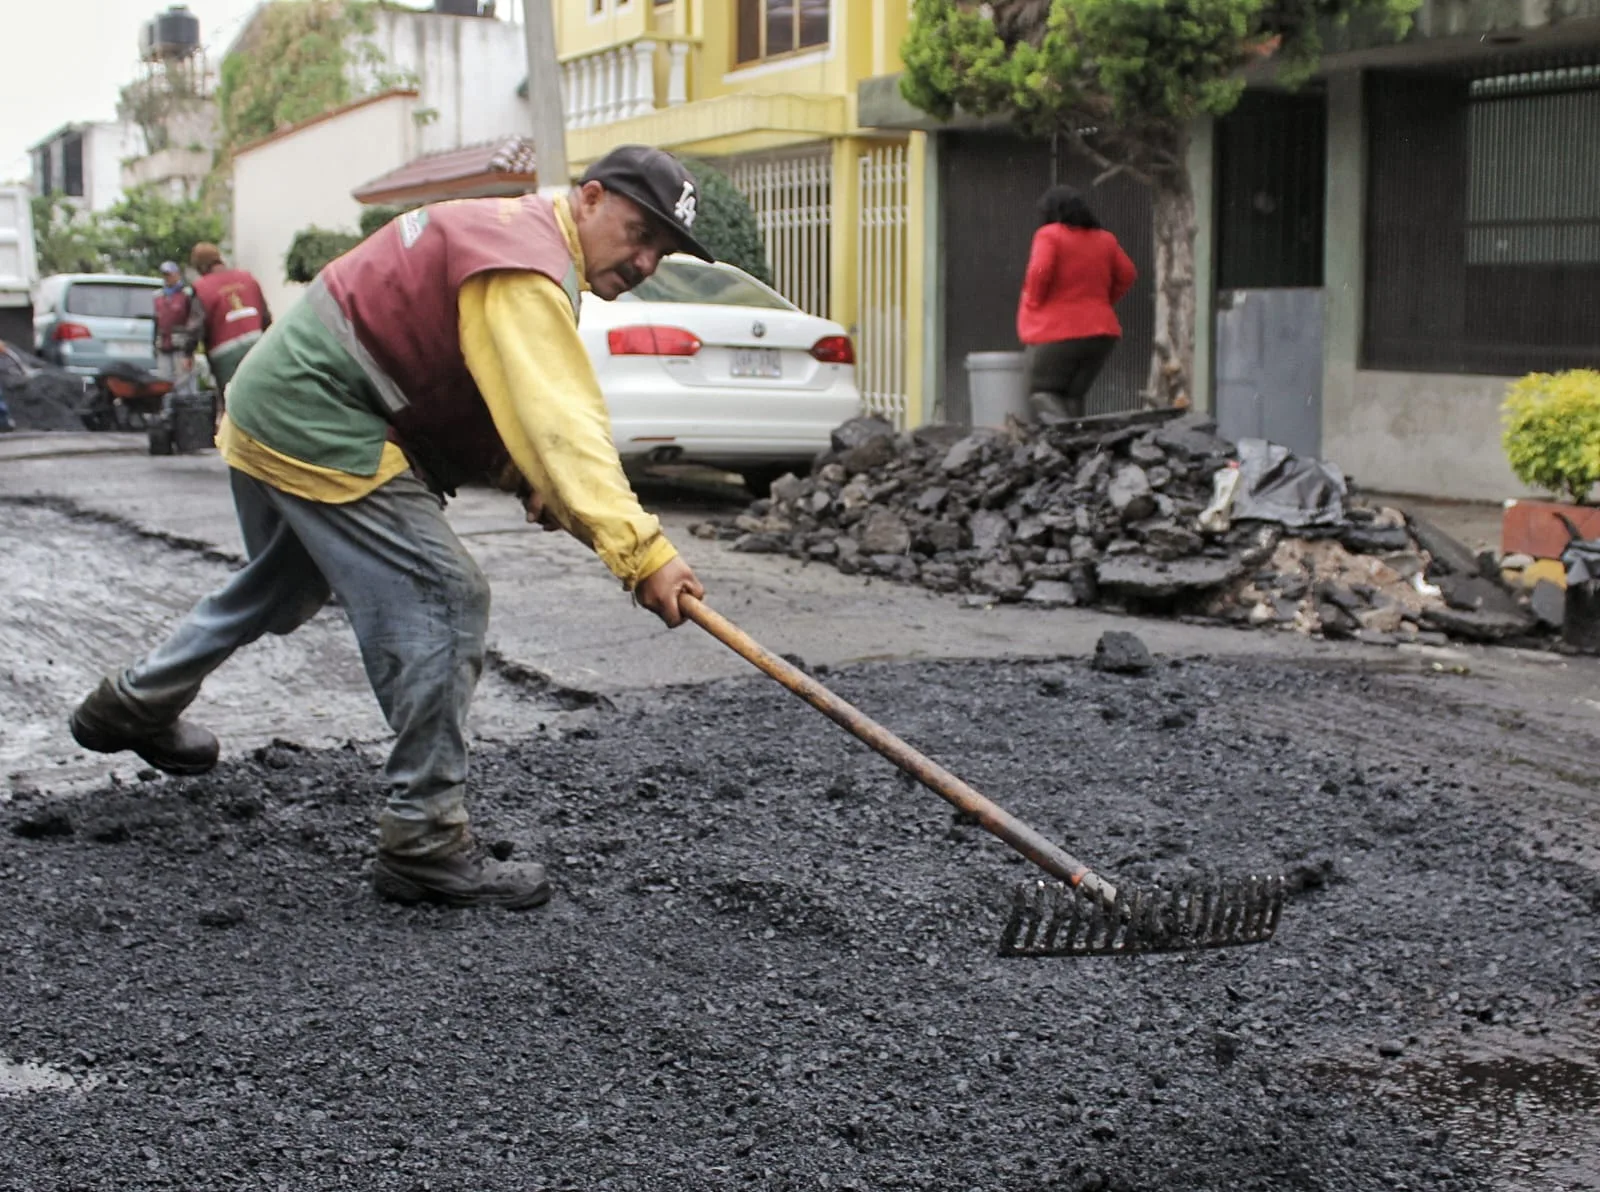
[579,255,863,494]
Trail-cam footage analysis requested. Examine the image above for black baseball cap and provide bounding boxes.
[581,144,715,262]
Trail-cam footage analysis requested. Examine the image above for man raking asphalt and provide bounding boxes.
[70,145,711,912]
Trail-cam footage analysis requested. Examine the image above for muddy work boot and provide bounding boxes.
[373,840,551,910]
[69,678,219,776]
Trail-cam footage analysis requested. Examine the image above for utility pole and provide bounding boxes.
[520,0,570,196]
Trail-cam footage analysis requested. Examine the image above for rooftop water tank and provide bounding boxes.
[140,5,201,61]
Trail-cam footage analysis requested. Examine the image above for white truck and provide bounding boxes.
[0,185,39,350]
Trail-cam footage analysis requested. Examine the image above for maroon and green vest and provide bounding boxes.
[194,268,268,351]
[313,195,580,492]
[153,287,191,352]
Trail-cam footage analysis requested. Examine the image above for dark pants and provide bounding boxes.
[112,469,490,859]
[1026,335,1118,419]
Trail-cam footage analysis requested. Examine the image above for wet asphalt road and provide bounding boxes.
[2,654,1596,1191]
[0,438,1596,1189]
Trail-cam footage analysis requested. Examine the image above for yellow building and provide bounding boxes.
[552,0,929,426]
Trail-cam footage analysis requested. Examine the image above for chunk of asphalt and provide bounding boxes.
[1092,630,1154,675]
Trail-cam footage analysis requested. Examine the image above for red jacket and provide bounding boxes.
[1016,224,1137,344]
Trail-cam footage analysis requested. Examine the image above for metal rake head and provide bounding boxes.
[998,874,1287,957]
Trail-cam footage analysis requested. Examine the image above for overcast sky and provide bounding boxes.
[1,0,280,184]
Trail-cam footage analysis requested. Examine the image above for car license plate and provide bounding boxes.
[108,341,147,357]
[731,348,781,379]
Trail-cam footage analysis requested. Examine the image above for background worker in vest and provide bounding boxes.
[189,243,271,419]
[151,261,198,379]
[70,145,709,911]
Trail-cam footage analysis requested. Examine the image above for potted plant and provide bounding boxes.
[1500,368,1600,563]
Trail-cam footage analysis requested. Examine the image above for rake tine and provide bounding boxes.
[1001,874,1289,957]
[1040,892,1067,954]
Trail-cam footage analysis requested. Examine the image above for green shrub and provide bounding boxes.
[679,158,771,286]
[358,204,415,238]
[1501,369,1600,504]
[283,226,363,284]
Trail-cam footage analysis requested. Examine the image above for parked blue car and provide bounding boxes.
[33,273,164,378]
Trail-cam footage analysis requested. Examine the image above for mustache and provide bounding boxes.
[613,263,644,289]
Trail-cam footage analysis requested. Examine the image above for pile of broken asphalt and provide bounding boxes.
[702,414,1552,648]
[3,654,1595,1189]
[0,347,91,433]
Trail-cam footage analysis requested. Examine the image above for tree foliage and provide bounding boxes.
[210,1,417,214]
[119,59,208,155]
[217,1,371,155]
[358,203,414,237]
[31,188,225,278]
[284,226,365,283]
[901,0,1417,186]
[1502,369,1600,504]
[680,159,772,285]
[31,195,108,276]
[100,187,226,278]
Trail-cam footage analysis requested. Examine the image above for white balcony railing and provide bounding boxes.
[561,36,694,129]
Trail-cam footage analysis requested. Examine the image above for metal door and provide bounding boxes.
[1214,288,1324,457]
[1212,90,1327,456]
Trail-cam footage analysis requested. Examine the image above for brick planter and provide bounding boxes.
[1501,498,1600,560]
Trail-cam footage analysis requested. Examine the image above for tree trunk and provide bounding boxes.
[1147,165,1198,409]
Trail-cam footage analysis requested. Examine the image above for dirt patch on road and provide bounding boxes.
[0,657,1595,1190]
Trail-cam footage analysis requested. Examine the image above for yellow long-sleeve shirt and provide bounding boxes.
[217,199,677,589]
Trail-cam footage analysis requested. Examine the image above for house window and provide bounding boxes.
[1363,61,1600,375]
[736,0,828,65]
[62,135,86,199]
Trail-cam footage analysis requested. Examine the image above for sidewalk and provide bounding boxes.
[1368,491,1505,557]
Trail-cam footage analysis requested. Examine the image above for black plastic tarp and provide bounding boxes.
[1230,438,1348,529]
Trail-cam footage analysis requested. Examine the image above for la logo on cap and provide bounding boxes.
[674,180,697,229]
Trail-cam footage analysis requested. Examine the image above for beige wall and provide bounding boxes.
[230,93,417,317]
[1322,370,1529,501]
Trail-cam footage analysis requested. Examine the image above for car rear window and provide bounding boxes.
[628,261,793,310]
[64,282,159,320]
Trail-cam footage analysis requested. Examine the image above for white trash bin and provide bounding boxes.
[964,351,1030,428]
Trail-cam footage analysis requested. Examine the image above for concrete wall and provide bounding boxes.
[1319,71,1530,502]
[1325,369,1528,499]
[123,148,212,202]
[231,93,417,317]
[86,124,141,212]
[362,10,531,152]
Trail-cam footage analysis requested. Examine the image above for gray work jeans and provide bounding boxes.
[115,468,489,858]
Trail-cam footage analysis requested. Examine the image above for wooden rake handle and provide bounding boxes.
[680,595,1115,902]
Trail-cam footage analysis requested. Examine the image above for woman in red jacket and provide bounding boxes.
[1016,185,1137,419]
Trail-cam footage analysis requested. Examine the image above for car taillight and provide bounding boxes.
[52,322,93,341]
[810,335,854,364]
[607,325,702,356]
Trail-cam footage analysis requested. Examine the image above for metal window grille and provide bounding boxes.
[722,146,833,320]
[1364,58,1600,375]
[1215,90,1326,290]
[857,142,910,427]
